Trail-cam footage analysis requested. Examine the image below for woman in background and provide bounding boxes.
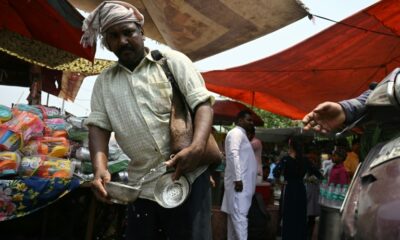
[304,146,322,240]
[273,138,321,240]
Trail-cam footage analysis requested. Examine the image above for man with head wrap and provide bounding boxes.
[81,1,214,239]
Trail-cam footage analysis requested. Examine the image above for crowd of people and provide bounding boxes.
[79,1,366,240]
[210,110,361,240]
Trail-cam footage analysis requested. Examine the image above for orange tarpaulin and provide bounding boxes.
[203,0,400,119]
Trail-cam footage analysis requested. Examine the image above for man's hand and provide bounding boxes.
[91,169,112,203]
[302,102,346,133]
[210,176,216,187]
[88,125,112,202]
[165,144,203,180]
[234,180,243,192]
[166,102,213,180]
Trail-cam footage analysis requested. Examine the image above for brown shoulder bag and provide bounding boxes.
[151,50,223,167]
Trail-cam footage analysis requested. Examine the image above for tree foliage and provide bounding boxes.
[251,106,300,128]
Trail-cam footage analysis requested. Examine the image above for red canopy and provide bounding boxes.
[0,0,94,60]
[213,100,264,126]
[203,0,400,119]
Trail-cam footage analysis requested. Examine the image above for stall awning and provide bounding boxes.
[203,0,400,119]
[0,0,98,69]
[0,0,115,102]
[69,0,308,61]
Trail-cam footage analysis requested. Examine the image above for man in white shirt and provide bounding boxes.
[247,126,264,182]
[321,153,334,179]
[221,110,258,240]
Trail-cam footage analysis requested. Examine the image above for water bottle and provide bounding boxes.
[326,183,335,207]
[332,184,342,208]
[319,180,327,205]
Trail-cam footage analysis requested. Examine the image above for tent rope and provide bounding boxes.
[310,14,400,39]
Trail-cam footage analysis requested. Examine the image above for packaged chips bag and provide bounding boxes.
[22,137,69,158]
[0,105,12,123]
[0,151,21,177]
[19,155,74,179]
[3,111,44,142]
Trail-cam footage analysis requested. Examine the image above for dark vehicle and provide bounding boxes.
[341,68,400,240]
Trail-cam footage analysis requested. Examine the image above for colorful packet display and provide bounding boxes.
[0,105,12,123]
[2,111,44,142]
[13,104,43,119]
[35,105,62,119]
[19,155,74,179]
[44,118,67,131]
[43,119,68,137]
[22,137,70,158]
[0,129,22,151]
[0,151,21,177]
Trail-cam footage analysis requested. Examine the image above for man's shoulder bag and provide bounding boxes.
[151,50,223,168]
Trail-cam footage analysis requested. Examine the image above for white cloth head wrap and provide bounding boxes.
[80,1,144,48]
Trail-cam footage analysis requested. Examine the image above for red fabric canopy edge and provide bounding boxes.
[203,0,400,119]
[1,0,94,61]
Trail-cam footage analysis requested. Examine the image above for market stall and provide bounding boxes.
[0,102,133,238]
[0,1,123,238]
[0,105,83,219]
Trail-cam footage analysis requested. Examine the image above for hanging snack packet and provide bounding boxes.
[19,155,74,179]
[0,151,21,177]
[0,105,12,123]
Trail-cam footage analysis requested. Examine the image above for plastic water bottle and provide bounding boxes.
[326,183,335,207]
[332,184,342,208]
[319,180,327,205]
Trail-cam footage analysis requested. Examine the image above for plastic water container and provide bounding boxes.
[319,180,328,205]
[332,184,342,208]
[326,183,335,207]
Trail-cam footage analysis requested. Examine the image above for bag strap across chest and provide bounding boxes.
[151,50,193,115]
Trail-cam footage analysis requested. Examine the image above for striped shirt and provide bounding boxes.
[85,48,213,201]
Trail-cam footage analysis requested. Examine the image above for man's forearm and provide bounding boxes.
[191,101,213,151]
[88,125,111,173]
[339,90,371,124]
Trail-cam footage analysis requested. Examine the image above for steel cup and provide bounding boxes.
[154,172,190,208]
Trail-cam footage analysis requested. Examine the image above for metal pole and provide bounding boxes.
[251,91,255,107]
[61,99,65,115]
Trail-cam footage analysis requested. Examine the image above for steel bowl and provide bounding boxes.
[154,173,190,208]
[105,181,141,205]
